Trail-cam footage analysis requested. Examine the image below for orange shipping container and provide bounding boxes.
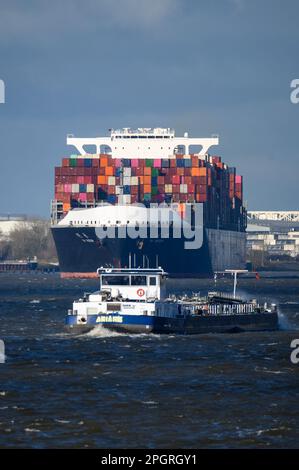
[97,175,107,184]
[144,167,151,176]
[191,168,201,176]
[144,175,151,184]
[105,166,114,176]
[144,184,151,193]
[101,157,108,167]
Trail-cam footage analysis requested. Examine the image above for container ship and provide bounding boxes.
[51,128,246,278]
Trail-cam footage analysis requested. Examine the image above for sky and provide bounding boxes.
[0,0,298,216]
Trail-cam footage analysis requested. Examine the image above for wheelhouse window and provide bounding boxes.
[101,275,130,286]
[149,276,157,286]
[131,275,147,286]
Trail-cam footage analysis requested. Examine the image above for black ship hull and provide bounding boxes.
[51,225,246,278]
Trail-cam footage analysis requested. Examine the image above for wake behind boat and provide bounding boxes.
[65,268,278,334]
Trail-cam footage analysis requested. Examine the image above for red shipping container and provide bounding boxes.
[92,159,99,167]
[196,193,207,202]
[87,193,95,202]
[62,158,69,167]
[131,159,139,168]
[113,158,122,167]
[172,175,180,184]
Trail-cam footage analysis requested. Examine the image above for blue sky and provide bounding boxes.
[0,0,298,216]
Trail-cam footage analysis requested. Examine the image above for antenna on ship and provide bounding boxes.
[225,269,248,298]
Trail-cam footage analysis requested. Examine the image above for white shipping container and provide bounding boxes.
[72,184,79,193]
[118,194,131,204]
[115,186,122,195]
[108,176,116,185]
[123,168,131,177]
[180,184,187,193]
[130,176,138,185]
[123,176,131,186]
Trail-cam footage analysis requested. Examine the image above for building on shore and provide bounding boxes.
[247,211,299,259]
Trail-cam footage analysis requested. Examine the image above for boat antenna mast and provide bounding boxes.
[225,269,248,298]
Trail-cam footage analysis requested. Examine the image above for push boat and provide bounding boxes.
[65,268,278,334]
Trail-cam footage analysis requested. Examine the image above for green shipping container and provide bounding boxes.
[145,159,153,167]
[69,158,77,167]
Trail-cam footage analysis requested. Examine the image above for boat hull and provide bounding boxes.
[52,225,246,278]
[65,311,278,335]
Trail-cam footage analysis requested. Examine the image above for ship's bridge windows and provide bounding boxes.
[131,275,147,286]
[102,275,130,286]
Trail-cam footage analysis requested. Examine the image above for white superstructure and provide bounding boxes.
[58,204,191,227]
[67,127,219,159]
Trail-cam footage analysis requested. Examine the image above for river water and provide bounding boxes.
[0,273,298,448]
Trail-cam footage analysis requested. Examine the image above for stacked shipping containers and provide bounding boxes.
[54,153,246,231]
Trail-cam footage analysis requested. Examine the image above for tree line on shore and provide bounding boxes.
[0,220,57,262]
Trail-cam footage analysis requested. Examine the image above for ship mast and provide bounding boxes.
[225,269,248,298]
